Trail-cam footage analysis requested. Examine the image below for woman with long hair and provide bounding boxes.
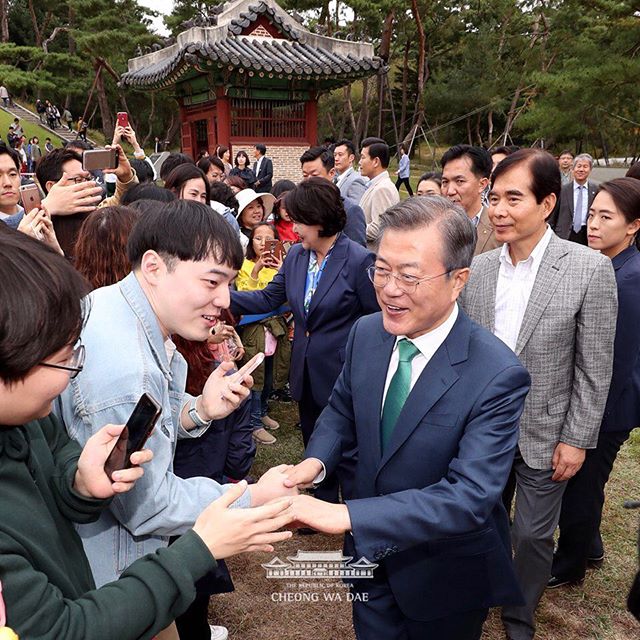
[217,145,232,175]
[163,164,210,204]
[229,150,256,189]
[552,177,640,587]
[74,205,140,290]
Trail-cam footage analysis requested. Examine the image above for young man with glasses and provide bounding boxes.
[283,196,531,640]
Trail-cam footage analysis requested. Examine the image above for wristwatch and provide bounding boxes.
[188,396,211,428]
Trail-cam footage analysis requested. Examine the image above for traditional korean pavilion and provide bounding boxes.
[122,0,384,179]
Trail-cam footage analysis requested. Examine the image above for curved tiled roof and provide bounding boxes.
[121,36,384,89]
[227,1,302,41]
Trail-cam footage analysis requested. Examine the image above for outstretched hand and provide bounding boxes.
[193,481,294,559]
[290,494,351,535]
[283,458,323,490]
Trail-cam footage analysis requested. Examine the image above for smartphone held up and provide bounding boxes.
[103,393,161,479]
[82,148,119,172]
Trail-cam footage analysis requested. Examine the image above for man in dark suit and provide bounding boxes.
[549,152,599,244]
[300,146,367,246]
[252,143,273,193]
[285,196,531,640]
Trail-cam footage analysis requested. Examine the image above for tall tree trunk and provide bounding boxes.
[475,113,483,146]
[94,61,114,141]
[488,110,495,146]
[0,0,9,42]
[343,84,357,138]
[466,117,473,145]
[142,91,156,147]
[354,77,370,149]
[27,0,42,47]
[410,0,427,129]
[399,38,409,142]
[377,10,395,138]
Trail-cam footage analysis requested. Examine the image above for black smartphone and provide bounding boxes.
[103,393,161,478]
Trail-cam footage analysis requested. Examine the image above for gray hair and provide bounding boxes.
[573,153,593,168]
[376,195,476,272]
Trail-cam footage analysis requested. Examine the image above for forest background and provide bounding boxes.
[0,0,638,161]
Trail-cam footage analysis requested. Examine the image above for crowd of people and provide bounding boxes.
[0,119,639,640]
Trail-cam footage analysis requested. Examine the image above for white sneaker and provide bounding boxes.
[210,625,229,640]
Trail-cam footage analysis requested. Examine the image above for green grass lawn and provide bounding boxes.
[0,109,66,149]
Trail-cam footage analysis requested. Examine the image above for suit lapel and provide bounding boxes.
[289,248,309,321]
[307,235,348,320]
[479,252,500,331]
[376,313,470,474]
[515,236,568,355]
[567,183,575,215]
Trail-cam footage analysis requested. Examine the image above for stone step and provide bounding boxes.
[1,102,96,146]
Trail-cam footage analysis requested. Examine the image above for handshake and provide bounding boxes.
[192,459,352,562]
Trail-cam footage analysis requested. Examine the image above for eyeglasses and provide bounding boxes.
[40,343,85,379]
[71,175,92,184]
[366,265,451,293]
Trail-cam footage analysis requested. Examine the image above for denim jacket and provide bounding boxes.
[56,272,250,587]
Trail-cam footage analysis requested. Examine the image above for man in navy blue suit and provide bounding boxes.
[285,196,531,640]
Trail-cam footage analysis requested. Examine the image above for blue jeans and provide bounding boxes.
[250,355,273,429]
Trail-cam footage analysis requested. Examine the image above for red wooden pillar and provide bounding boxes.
[305,99,318,146]
[216,88,232,150]
[179,102,193,158]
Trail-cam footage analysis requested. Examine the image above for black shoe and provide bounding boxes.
[547,575,583,589]
[587,553,605,569]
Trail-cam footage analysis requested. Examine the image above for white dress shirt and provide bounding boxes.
[494,225,553,351]
[335,166,353,189]
[255,156,263,178]
[382,304,459,409]
[313,304,458,483]
[573,181,589,228]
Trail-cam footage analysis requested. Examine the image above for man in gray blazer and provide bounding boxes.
[333,138,368,203]
[459,149,617,640]
[549,152,599,245]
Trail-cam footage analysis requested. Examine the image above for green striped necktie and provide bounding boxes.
[380,338,421,453]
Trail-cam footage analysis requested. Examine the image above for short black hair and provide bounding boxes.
[130,159,155,183]
[559,149,574,157]
[216,145,229,160]
[36,148,83,194]
[334,139,356,157]
[0,225,88,383]
[440,144,492,179]
[299,146,334,171]
[127,199,243,270]
[491,146,512,157]
[209,181,239,213]
[0,142,20,171]
[255,144,266,155]
[271,179,296,198]
[361,137,390,168]
[66,140,93,151]
[121,183,176,206]
[159,152,194,182]
[417,171,442,188]
[284,177,346,237]
[164,164,211,202]
[197,155,225,175]
[491,148,561,204]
